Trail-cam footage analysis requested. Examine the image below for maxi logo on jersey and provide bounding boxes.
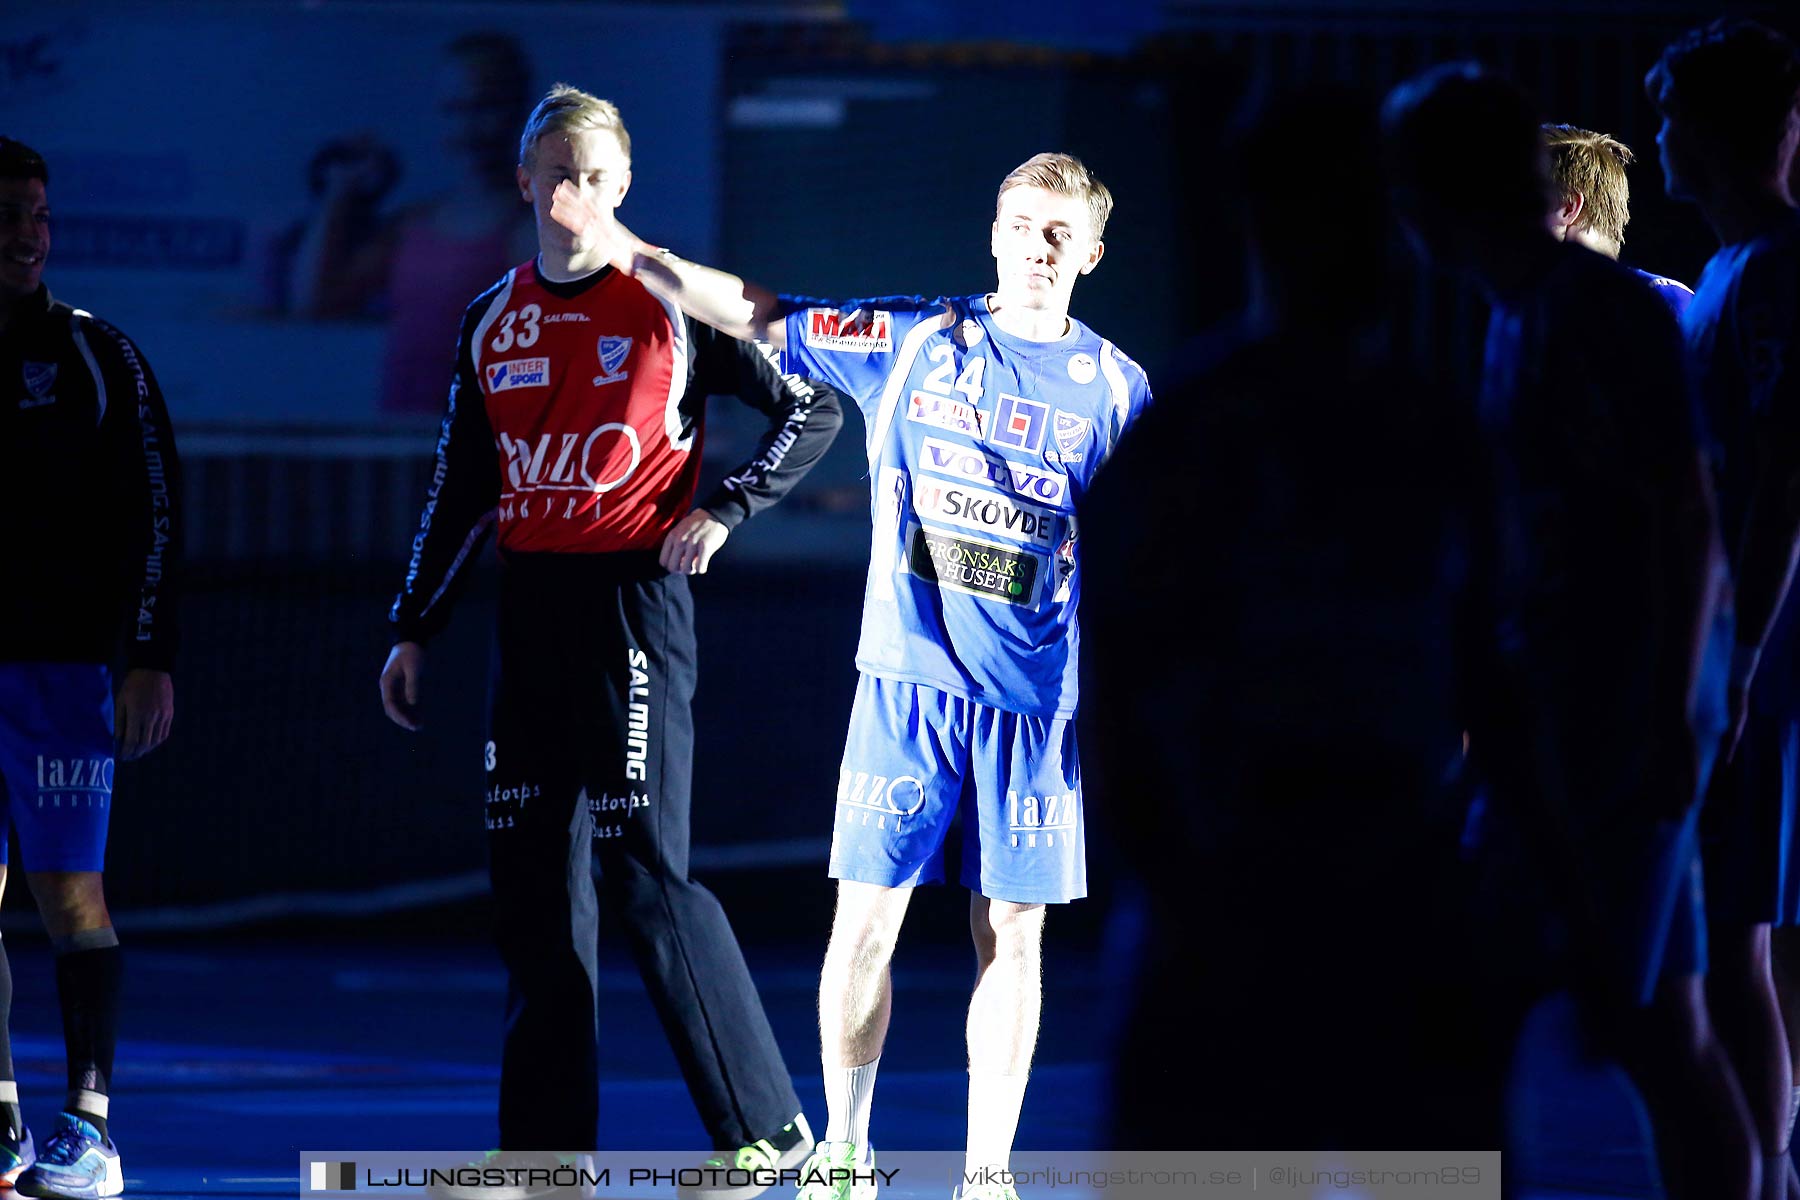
[912,479,1058,550]
[498,424,642,494]
[908,525,1042,605]
[803,308,893,353]
[486,357,551,393]
[917,436,1068,509]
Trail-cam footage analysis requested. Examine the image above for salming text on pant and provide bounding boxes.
[484,550,800,1150]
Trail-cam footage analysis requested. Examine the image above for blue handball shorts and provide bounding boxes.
[829,674,1085,904]
[0,663,115,872]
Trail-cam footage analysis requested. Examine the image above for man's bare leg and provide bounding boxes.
[1623,971,1759,1200]
[1768,928,1800,1195]
[817,881,915,1158]
[965,896,1045,1181]
[1711,922,1793,1200]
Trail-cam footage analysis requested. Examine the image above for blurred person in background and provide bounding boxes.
[1544,123,1696,316]
[0,135,184,1200]
[1649,19,1800,1197]
[293,32,537,415]
[257,136,400,317]
[1385,64,1747,1198]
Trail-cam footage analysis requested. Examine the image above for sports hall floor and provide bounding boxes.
[0,871,1693,1200]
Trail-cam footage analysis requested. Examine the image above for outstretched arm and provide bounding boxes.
[548,180,787,346]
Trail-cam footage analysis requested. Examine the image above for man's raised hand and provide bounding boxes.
[549,181,635,271]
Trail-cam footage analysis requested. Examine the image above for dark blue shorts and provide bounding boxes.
[0,663,115,872]
[1703,605,1800,929]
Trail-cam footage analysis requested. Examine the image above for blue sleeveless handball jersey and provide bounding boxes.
[782,294,1153,719]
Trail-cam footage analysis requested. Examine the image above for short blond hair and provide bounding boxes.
[519,83,630,168]
[995,152,1113,242]
[1544,124,1633,247]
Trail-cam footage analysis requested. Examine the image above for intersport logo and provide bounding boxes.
[485,357,551,392]
[916,437,1068,509]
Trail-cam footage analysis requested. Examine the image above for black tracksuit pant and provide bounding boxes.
[485,551,800,1150]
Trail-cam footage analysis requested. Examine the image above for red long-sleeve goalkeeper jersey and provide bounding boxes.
[389,259,842,644]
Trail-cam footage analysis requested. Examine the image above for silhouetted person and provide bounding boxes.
[1086,88,1502,1150]
[1385,63,1750,1200]
[1648,20,1800,1197]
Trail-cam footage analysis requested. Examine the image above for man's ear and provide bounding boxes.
[614,167,633,209]
[1080,240,1106,276]
[1551,189,1584,235]
[516,164,533,204]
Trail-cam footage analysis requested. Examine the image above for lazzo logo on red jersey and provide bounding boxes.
[917,436,1068,508]
[804,308,893,353]
[486,358,551,393]
[498,424,642,493]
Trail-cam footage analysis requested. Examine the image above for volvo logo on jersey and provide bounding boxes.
[917,437,1069,508]
[593,336,633,386]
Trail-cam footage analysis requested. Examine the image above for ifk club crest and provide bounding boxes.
[594,336,633,386]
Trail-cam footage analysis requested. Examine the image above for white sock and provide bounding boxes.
[823,1058,879,1154]
[0,1083,15,1105]
[68,1090,107,1119]
[965,1071,1029,1176]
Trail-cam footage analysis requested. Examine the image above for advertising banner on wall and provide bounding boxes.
[2,2,724,426]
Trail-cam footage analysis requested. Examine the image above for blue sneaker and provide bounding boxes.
[0,1127,33,1188]
[14,1115,119,1200]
